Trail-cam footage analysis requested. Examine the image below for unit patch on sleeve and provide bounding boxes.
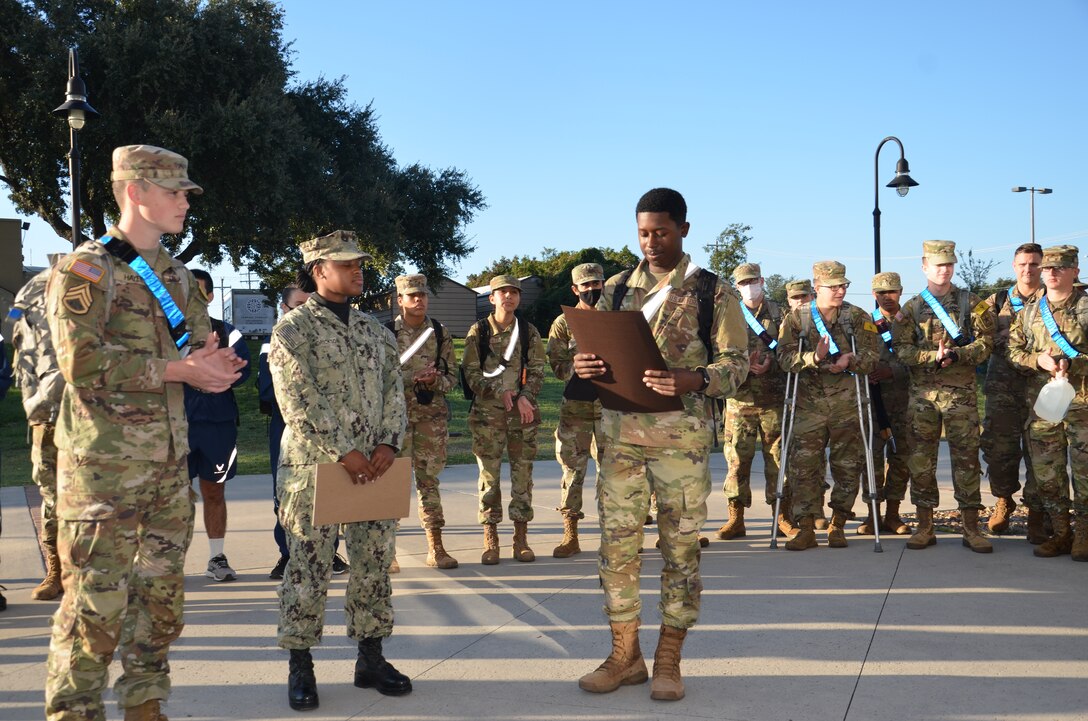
[62,283,94,315]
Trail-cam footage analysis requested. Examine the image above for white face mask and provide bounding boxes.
[738,284,764,302]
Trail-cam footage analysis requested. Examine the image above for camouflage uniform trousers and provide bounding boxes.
[788,393,865,519]
[597,441,709,630]
[469,401,539,524]
[723,399,782,507]
[865,391,911,503]
[907,385,984,510]
[32,423,59,550]
[1026,404,1088,517]
[399,415,449,529]
[277,464,395,649]
[981,380,1041,509]
[554,399,602,519]
[45,453,194,721]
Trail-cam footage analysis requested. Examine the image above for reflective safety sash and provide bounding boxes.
[399,326,434,366]
[1007,287,1024,313]
[871,308,894,353]
[482,318,519,378]
[741,303,777,350]
[641,263,701,323]
[919,288,968,347]
[101,235,191,353]
[1039,295,1081,359]
[810,303,840,358]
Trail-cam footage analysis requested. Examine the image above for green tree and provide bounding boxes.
[764,273,796,305]
[955,249,1000,294]
[704,223,751,278]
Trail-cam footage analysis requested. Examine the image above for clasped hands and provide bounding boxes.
[339,445,396,485]
[572,352,704,396]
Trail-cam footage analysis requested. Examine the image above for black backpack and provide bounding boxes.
[459,314,531,401]
[611,267,718,362]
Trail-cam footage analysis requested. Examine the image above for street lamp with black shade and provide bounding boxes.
[52,47,98,249]
[873,136,919,274]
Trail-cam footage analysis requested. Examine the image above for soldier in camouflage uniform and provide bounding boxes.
[785,279,814,310]
[893,240,996,553]
[777,261,880,551]
[574,188,748,701]
[717,263,791,540]
[461,275,546,564]
[270,231,411,711]
[10,256,66,600]
[44,145,244,721]
[390,273,458,569]
[981,243,1046,538]
[547,263,605,558]
[1008,245,1088,561]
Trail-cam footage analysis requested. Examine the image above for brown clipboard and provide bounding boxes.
[561,305,684,413]
[312,457,412,525]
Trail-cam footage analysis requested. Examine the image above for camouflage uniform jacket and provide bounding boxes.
[734,298,786,406]
[461,314,545,405]
[893,285,995,388]
[984,285,1044,387]
[596,254,749,449]
[873,307,911,408]
[45,227,211,461]
[12,267,65,425]
[269,297,406,467]
[776,301,880,406]
[392,314,456,423]
[547,312,600,421]
[1008,288,1088,402]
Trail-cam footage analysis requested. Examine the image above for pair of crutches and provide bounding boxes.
[770,338,801,550]
[848,328,883,553]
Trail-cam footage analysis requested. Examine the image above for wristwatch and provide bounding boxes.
[696,367,711,392]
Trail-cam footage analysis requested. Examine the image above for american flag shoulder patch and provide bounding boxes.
[68,259,105,284]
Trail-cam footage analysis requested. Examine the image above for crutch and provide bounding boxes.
[770,337,802,549]
[849,331,883,553]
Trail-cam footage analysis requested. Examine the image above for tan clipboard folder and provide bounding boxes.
[312,457,412,525]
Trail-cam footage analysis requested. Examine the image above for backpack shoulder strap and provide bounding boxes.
[995,289,1009,315]
[960,288,973,338]
[476,318,492,367]
[384,319,396,333]
[611,268,635,311]
[695,269,717,362]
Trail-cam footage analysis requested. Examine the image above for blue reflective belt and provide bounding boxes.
[1008,287,1024,313]
[741,303,777,350]
[1039,295,1080,359]
[920,288,967,347]
[810,303,839,356]
[100,235,192,351]
[872,308,894,353]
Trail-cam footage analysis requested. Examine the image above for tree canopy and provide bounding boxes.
[0,0,485,292]
[704,223,751,279]
[955,249,1000,295]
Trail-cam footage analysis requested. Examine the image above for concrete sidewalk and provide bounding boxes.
[1,452,1086,721]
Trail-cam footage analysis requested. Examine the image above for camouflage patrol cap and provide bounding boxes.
[110,145,203,194]
[732,263,762,283]
[571,263,604,285]
[300,230,372,264]
[812,260,849,287]
[785,279,814,298]
[395,274,428,295]
[1040,244,1080,269]
[490,274,521,292]
[923,240,957,264]
[871,271,903,292]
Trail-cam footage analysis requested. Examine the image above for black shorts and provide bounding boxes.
[188,420,239,483]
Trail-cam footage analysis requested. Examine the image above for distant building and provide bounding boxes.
[369,275,480,337]
[471,274,544,320]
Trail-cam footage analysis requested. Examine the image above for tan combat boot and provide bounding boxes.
[776,509,799,539]
[882,500,911,535]
[716,500,746,539]
[987,496,1016,534]
[124,699,167,721]
[857,503,880,535]
[1072,517,1088,562]
[579,620,648,693]
[1034,510,1072,558]
[512,521,536,562]
[553,516,581,558]
[31,545,63,601]
[425,528,459,569]
[961,508,993,554]
[481,524,500,565]
[785,516,817,551]
[906,507,936,549]
[1026,508,1047,545]
[650,625,687,701]
[827,510,849,548]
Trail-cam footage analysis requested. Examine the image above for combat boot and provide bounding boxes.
[785,516,817,551]
[987,496,1016,534]
[512,521,536,562]
[287,648,319,711]
[650,625,687,701]
[481,524,500,565]
[857,503,880,535]
[1072,517,1088,562]
[827,511,849,548]
[123,699,168,721]
[716,500,746,539]
[579,619,648,693]
[1026,508,1047,545]
[906,507,936,549]
[882,500,911,535]
[553,516,581,558]
[776,509,799,539]
[355,637,412,696]
[425,528,458,569]
[31,544,63,601]
[961,508,993,554]
[1034,510,1072,558]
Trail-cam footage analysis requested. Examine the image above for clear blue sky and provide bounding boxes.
[6,0,1086,302]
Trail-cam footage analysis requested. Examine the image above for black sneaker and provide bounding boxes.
[332,554,349,576]
[269,556,289,581]
[206,554,237,582]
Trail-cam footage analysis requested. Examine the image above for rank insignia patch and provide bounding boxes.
[62,283,94,315]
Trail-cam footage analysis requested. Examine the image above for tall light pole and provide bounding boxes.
[1011,186,1052,245]
[52,47,98,249]
[873,136,919,274]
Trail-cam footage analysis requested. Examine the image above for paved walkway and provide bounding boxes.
[1,452,1086,721]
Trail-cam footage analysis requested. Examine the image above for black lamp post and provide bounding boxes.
[873,136,919,274]
[52,47,98,249]
[1011,186,1052,245]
